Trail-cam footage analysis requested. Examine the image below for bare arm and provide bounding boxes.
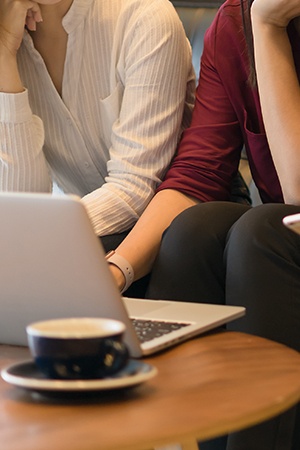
[110,189,198,291]
[251,0,300,204]
[0,48,23,93]
[0,0,42,93]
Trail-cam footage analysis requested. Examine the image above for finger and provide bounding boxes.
[31,8,43,24]
[25,15,37,31]
[25,4,43,31]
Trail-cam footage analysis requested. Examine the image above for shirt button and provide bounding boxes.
[84,162,90,168]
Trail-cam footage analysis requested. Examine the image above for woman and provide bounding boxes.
[0,0,194,244]
[108,0,300,448]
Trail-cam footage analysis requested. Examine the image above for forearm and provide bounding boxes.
[0,4,23,94]
[0,51,24,93]
[110,189,198,291]
[251,9,300,203]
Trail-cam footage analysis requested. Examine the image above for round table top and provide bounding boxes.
[0,331,300,450]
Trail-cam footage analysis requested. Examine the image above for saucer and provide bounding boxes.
[1,359,157,394]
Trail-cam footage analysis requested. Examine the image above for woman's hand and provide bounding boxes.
[0,0,42,56]
[251,0,300,29]
[0,0,42,93]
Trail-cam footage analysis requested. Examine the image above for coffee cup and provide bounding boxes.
[26,317,129,379]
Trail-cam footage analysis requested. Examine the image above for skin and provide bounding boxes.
[251,0,300,204]
[110,189,199,291]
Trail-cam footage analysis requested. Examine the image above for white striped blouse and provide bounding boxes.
[0,0,195,235]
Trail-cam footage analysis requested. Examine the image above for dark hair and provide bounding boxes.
[240,0,256,85]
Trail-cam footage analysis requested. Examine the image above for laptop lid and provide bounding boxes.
[0,192,245,357]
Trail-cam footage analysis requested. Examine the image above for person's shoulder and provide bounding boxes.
[219,0,244,14]
[213,0,244,27]
[107,0,182,29]
[202,0,249,78]
[205,0,245,46]
[103,0,177,15]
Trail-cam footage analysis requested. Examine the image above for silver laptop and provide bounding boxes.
[0,192,245,357]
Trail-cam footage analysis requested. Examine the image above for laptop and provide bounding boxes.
[0,192,245,357]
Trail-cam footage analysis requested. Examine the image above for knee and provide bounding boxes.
[160,204,209,258]
[165,203,219,242]
[228,203,300,256]
[164,201,248,248]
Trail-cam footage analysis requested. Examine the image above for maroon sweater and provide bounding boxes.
[159,0,300,204]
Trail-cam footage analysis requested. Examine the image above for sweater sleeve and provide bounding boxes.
[0,90,51,192]
[157,4,244,202]
[82,0,195,236]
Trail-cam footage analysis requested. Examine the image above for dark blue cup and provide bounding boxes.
[26,318,129,379]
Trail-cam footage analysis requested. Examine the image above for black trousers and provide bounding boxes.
[145,202,300,450]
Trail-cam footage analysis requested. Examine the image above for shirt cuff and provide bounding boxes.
[0,89,32,123]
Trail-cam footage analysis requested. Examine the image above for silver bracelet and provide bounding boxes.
[105,250,134,294]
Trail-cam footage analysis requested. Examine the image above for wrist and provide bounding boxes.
[0,52,23,93]
[105,251,134,294]
[109,264,126,292]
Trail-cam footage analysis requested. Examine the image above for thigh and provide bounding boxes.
[146,202,250,302]
[224,204,300,450]
[226,203,300,351]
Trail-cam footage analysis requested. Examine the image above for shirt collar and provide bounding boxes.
[62,0,95,34]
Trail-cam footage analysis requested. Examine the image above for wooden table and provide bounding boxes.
[0,331,300,450]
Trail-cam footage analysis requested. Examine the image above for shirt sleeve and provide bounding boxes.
[0,90,51,192]
[157,7,244,202]
[82,0,195,236]
[0,0,194,237]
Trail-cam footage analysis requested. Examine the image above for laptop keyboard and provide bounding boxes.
[131,318,189,343]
